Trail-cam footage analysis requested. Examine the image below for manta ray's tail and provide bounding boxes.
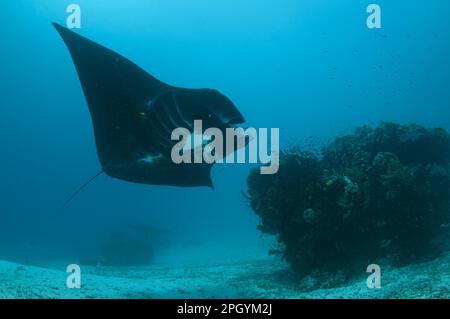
[54,169,105,218]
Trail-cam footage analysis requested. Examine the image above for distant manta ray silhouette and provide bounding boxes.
[53,23,246,216]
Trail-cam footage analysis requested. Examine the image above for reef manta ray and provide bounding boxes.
[53,23,246,215]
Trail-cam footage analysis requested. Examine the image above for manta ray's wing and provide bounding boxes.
[53,23,245,188]
[53,23,173,167]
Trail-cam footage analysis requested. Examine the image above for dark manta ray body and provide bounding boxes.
[53,23,245,213]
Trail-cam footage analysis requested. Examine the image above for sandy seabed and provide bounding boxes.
[1,242,449,299]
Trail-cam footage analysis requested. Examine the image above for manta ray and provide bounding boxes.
[53,23,246,215]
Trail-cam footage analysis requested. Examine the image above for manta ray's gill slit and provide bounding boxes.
[171,93,193,131]
[145,111,173,150]
[160,97,182,131]
[147,110,172,145]
[138,110,167,156]
[153,103,175,138]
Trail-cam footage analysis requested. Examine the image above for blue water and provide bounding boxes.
[0,0,449,297]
